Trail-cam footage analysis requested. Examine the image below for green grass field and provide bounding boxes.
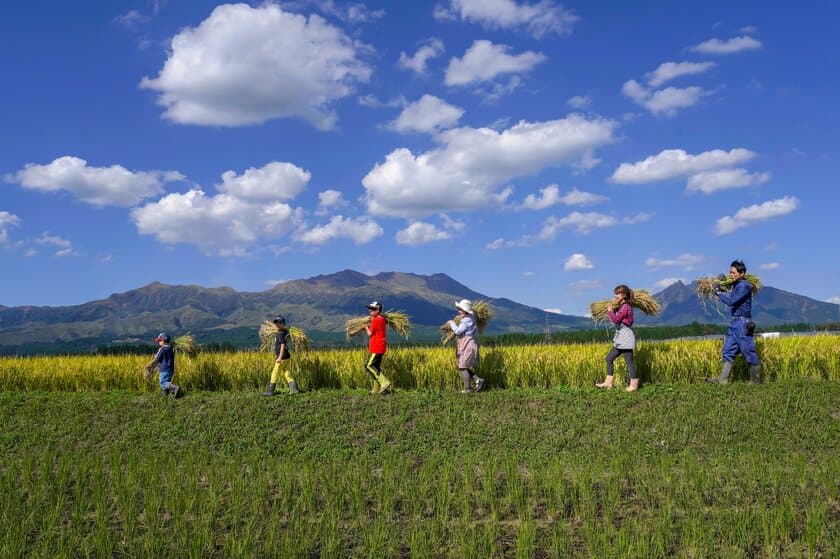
[2,382,838,558]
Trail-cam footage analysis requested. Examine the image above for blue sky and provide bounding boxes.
[1,0,838,316]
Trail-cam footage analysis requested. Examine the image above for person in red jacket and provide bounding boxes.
[364,301,392,394]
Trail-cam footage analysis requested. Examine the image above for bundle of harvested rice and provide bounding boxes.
[440,300,493,344]
[695,273,761,298]
[173,333,197,355]
[259,320,310,352]
[694,273,762,319]
[345,311,412,340]
[589,290,661,325]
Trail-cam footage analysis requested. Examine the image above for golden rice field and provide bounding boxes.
[1,335,837,392]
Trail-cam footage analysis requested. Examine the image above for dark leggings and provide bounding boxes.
[606,347,637,379]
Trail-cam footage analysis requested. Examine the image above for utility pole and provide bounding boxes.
[543,312,551,344]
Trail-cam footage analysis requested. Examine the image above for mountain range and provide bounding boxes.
[0,270,836,354]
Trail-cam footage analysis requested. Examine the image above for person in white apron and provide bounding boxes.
[448,299,485,393]
[595,285,639,392]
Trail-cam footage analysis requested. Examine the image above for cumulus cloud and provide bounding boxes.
[140,3,371,128]
[654,277,686,289]
[399,38,445,74]
[686,168,770,194]
[611,148,755,184]
[0,211,21,244]
[622,80,711,117]
[217,162,310,201]
[564,253,593,271]
[317,189,347,209]
[395,222,452,245]
[645,253,704,270]
[363,114,616,218]
[36,232,75,257]
[645,61,716,87]
[758,262,780,270]
[691,35,762,55]
[566,95,591,109]
[519,185,606,210]
[295,215,383,245]
[434,0,579,38]
[714,196,799,235]
[5,156,184,207]
[309,0,385,24]
[388,95,464,134]
[445,40,545,86]
[358,94,408,109]
[132,189,302,255]
[539,211,652,237]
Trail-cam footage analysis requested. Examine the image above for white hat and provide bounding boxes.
[455,299,473,314]
[366,301,382,311]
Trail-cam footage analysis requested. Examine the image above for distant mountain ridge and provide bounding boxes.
[0,272,835,353]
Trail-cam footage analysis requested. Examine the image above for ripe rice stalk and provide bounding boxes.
[440,300,493,344]
[259,321,310,352]
[589,290,661,325]
[345,311,412,340]
[695,273,762,319]
[173,333,197,355]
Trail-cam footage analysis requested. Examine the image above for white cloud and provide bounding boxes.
[358,94,408,109]
[758,262,780,270]
[645,61,716,87]
[362,114,616,218]
[445,40,545,86]
[740,26,758,35]
[714,196,799,235]
[826,296,840,305]
[318,189,347,208]
[622,80,711,117]
[140,3,371,129]
[520,185,606,210]
[523,271,535,277]
[654,277,687,290]
[5,156,184,207]
[395,222,452,245]
[388,95,464,134]
[36,232,75,257]
[264,278,287,286]
[440,213,465,232]
[691,35,762,55]
[310,0,385,24]
[217,162,310,201]
[114,10,150,30]
[686,168,770,194]
[566,95,591,109]
[611,148,755,184]
[539,211,653,237]
[475,75,523,103]
[435,0,579,38]
[564,253,593,271]
[132,189,302,255]
[645,253,704,270]
[0,211,21,244]
[399,38,445,74]
[544,307,563,314]
[295,215,383,245]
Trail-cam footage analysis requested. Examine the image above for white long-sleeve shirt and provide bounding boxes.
[449,315,477,337]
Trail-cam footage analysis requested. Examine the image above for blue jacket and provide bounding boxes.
[155,344,175,373]
[718,279,752,319]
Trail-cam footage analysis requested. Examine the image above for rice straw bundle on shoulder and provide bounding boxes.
[695,273,762,298]
[440,300,493,345]
[259,320,310,352]
[345,311,412,340]
[589,290,661,326]
[173,333,197,355]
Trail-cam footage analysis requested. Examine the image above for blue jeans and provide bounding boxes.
[159,370,173,393]
[722,319,759,365]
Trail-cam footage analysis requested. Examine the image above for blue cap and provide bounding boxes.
[155,332,171,343]
[272,316,286,324]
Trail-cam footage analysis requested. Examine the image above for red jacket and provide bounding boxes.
[368,315,387,354]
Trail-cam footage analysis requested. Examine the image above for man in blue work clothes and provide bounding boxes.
[706,260,761,384]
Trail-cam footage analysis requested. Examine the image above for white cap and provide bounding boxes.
[455,299,473,314]
[366,301,382,311]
